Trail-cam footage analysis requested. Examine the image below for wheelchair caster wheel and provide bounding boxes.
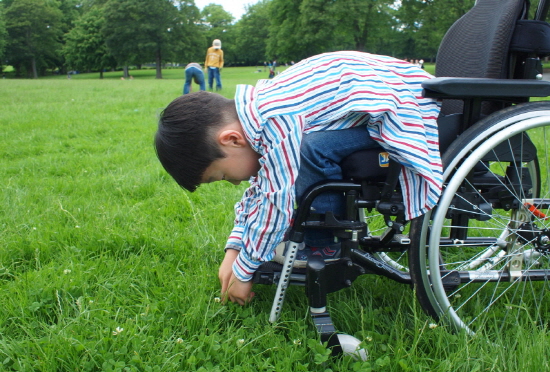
[337,334,368,361]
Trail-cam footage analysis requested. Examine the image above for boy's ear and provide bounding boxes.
[217,129,246,147]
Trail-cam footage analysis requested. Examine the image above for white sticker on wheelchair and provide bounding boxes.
[468,271,501,281]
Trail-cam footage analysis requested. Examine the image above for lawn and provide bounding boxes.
[1,65,549,371]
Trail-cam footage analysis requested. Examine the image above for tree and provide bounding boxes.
[0,4,7,65]
[201,3,234,39]
[102,0,186,79]
[174,0,204,64]
[266,0,303,61]
[63,7,116,78]
[266,0,397,62]
[4,0,64,78]
[396,0,475,61]
[232,0,270,66]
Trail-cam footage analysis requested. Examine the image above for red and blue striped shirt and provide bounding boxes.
[228,51,442,281]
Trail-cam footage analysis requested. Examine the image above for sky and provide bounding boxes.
[193,0,260,21]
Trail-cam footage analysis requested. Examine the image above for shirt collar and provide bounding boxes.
[235,84,266,154]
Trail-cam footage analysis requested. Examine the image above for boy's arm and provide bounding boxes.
[228,116,305,282]
[219,249,254,305]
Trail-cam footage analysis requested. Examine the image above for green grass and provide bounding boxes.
[1,67,549,372]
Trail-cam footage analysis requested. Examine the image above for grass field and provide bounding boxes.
[1,65,549,371]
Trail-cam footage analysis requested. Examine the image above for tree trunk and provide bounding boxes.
[100,70,104,79]
[123,66,129,79]
[31,57,38,79]
[155,49,162,79]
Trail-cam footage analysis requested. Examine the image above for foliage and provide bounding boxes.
[1,0,514,77]
[4,0,64,78]
[174,0,205,64]
[231,0,270,66]
[267,0,409,62]
[102,0,194,79]
[0,4,7,63]
[397,0,475,61]
[266,0,303,61]
[63,7,116,77]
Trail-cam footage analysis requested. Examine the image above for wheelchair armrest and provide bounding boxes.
[422,77,550,99]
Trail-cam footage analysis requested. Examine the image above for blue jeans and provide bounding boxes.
[208,67,222,91]
[295,126,382,246]
[183,67,205,94]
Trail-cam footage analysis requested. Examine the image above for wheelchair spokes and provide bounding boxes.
[411,102,550,335]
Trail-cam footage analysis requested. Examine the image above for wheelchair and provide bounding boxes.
[253,0,550,358]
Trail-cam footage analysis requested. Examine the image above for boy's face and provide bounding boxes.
[201,144,261,185]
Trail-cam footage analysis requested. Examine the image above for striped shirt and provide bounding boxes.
[228,51,442,282]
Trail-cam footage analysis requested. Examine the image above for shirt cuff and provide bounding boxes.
[225,225,244,251]
[232,250,262,282]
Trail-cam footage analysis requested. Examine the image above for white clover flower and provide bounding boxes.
[112,327,124,335]
[214,297,221,303]
[75,225,80,229]
[293,339,301,345]
[366,336,373,342]
[429,323,438,329]
[63,269,71,275]
[176,338,184,344]
[237,339,245,346]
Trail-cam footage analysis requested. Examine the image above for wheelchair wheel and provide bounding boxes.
[409,101,550,335]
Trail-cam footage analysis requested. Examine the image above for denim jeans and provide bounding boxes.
[183,67,205,94]
[295,126,382,246]
[208,67,222,91]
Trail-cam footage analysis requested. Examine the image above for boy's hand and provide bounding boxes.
[219,249,255,305]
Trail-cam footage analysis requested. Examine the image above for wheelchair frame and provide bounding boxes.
[252,0,550,359]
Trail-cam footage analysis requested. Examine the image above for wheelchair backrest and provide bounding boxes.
[436,0,527,116]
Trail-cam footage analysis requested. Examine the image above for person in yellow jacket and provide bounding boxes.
[205,39,224,91]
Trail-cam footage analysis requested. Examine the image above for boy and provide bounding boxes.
[183,62,206,94]
[155,51,442,305]
[205,39,224,91]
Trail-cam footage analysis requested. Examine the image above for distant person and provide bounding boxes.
[183,62,205,94]
[205,39,224,91]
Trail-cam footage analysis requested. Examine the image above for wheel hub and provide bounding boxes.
[517,223,550,253]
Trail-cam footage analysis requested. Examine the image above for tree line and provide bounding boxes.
[0,0,476,79]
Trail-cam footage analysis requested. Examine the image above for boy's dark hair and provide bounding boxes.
[155,91,236,192]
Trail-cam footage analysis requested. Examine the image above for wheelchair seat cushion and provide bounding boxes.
[340,148,391,182]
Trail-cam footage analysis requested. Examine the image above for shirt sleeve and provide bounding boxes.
[227,115,305,282]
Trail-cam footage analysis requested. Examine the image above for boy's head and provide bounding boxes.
[155,91,236,192]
